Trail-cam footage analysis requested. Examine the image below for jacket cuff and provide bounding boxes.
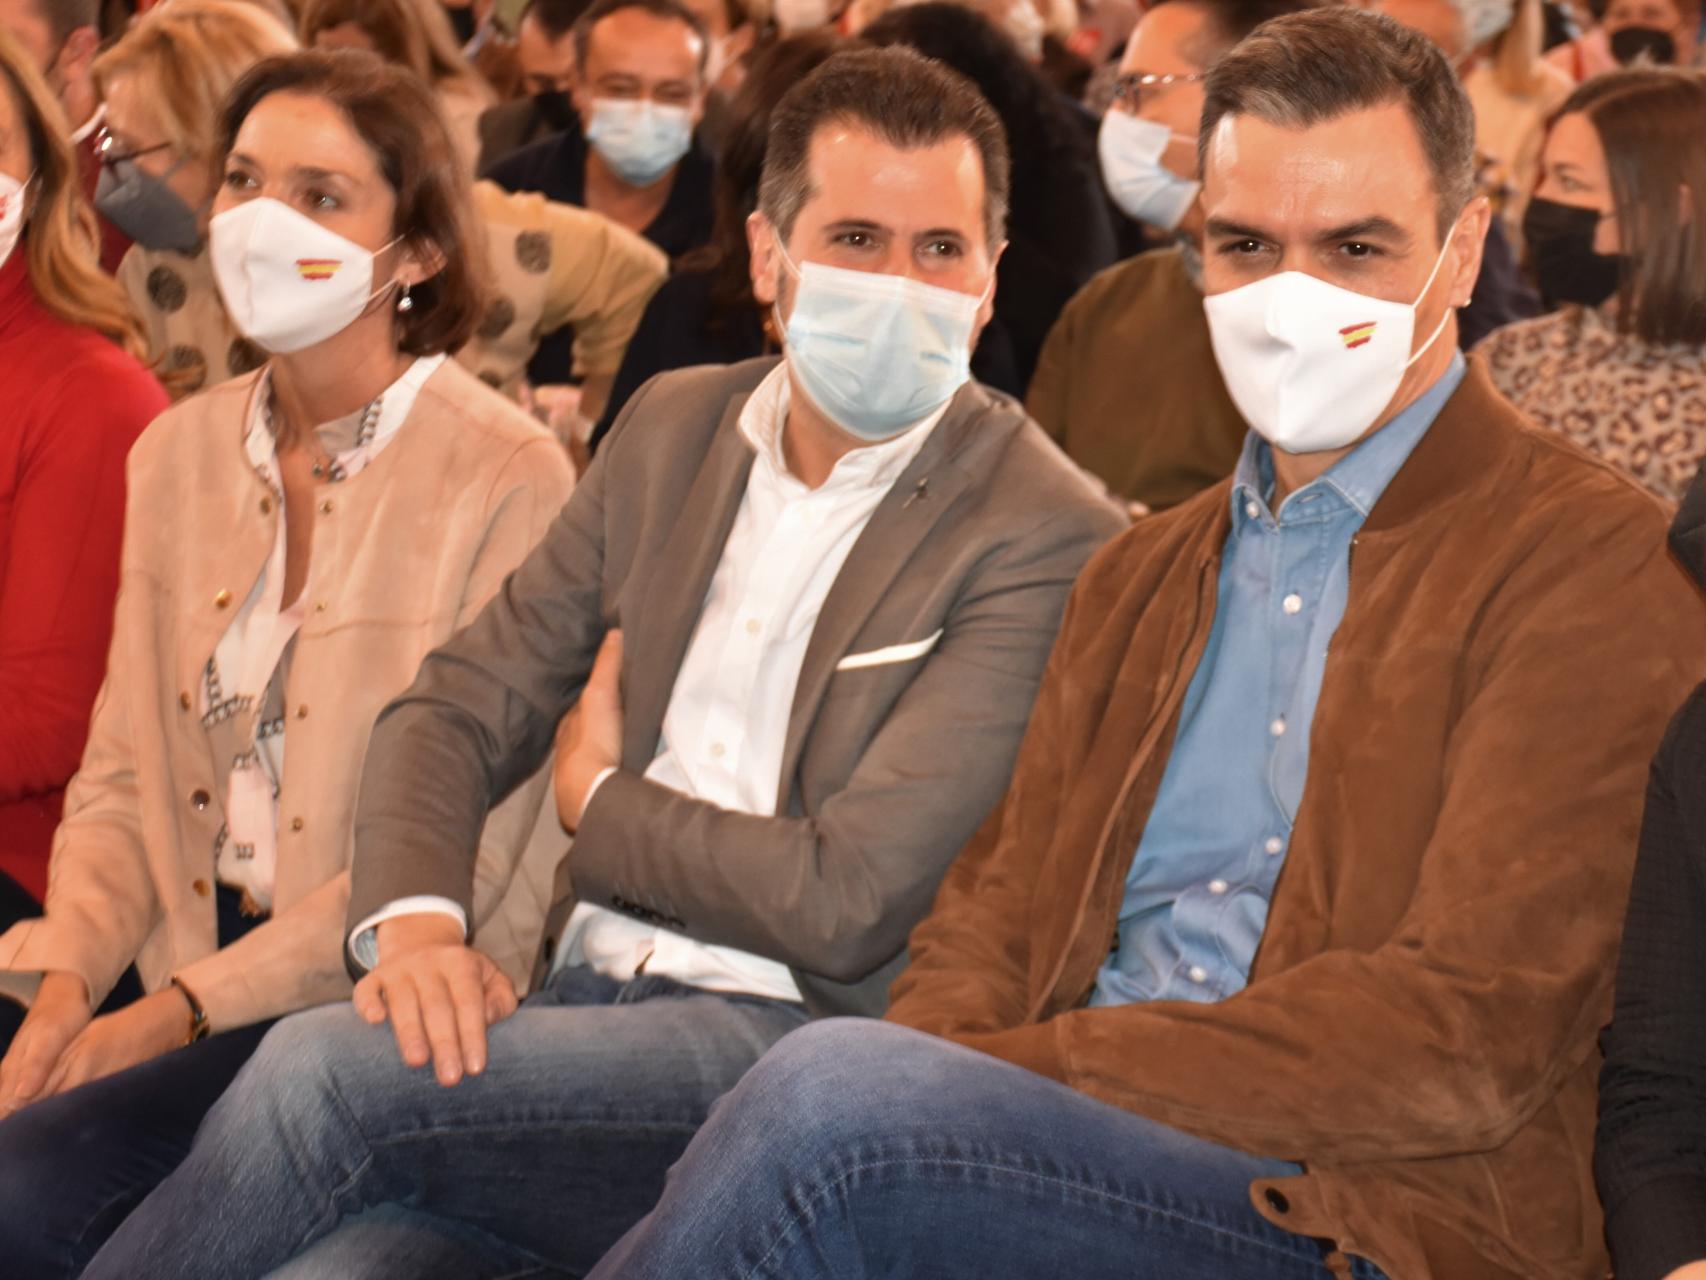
[950,1021,1071,1084]
[0,916,129,1012]
[1604,1174,1706,1280]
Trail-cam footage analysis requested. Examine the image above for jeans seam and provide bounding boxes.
[744,1153,1330,1279]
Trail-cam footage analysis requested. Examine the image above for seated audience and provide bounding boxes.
[861,2,1115,396]
[0,49,573,1276]
[1547,0,1697,77]
[1461,0,1575,247]
[1598,465,1706,1280]
[0,30,165,994]
[76,46,1124,1278]
[484,0,715,384]
[587,12,1701,1279]
[99,0,665,417]
[1028,0,1311,513]
[484,0,713,256]
[1478,67,1706,503]
[476,0,583,172]
[0,0,128,269]
[301,0,498,172]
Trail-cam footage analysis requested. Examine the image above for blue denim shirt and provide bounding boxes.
[1093,353,1466,1008]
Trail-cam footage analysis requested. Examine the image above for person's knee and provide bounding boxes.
[726,1019,944,1132]
[211,1002,389,1127]
[0,1096,111,1269]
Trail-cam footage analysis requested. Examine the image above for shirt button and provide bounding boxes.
[1265,836,1284,855]
[290,816,304,832]
[179,691,191,711]
[296,705,309,719]
[1244,500,1260,520]
[319,499,333,515]
[192,879,211,898]
[259,497,272,515]
[190,789,210,810]
[744,618,761,636]
[1269,717,1287,738]
[1282,593,1303,614]
[710,742,726,759]
[214,589,232,609]
[1188,965,1209,984]
[1208,879,1228,895]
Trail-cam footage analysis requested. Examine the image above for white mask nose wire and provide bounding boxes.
[1403,216,1460,371]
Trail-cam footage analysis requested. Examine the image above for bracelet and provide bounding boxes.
[169,976,211,1045]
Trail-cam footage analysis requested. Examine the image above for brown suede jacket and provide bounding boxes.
[887,360,1706,1280]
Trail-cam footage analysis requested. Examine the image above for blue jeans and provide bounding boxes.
[590,1019,1393,1280]
[83,965,812,1279]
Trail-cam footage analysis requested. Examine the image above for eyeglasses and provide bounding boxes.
[93,126,172,167]
[1110,70,1207,110]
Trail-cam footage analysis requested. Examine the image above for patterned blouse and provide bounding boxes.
[1477,306,1706,503]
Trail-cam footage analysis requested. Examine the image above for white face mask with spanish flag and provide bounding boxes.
[1202,220,1458,455]
[210,197,401,354]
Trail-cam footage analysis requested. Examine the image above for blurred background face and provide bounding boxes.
[1603,0,1683,31]
[517,8,577,94]
[1533,111,1622,254]
[100,70,211,211]
[748,122,998,336]
[1109,1,1210,182]
[1376,0,1469,61]
[572,8,706,120]
[312,21,380,54]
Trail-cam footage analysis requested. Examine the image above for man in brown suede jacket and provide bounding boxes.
[584,10,1706,1280]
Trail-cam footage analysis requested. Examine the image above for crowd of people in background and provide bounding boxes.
[0,0,1702,1274]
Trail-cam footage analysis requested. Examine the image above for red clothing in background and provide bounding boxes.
[0,249,166,900]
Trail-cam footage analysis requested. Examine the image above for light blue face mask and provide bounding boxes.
[1097,109,1201,232]
[585,97,694,187]
[774,237,989,442]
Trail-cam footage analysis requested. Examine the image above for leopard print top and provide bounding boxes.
[1477,305,1706,503]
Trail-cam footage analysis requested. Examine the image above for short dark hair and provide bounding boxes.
[33,0,99,45]
[1155,0,1329,63]
[758,45,1009,249]
[1199,7,1475,239]
[1566,67,1706,345]
[571,0,710,76]
[521,0,593,42]
[216,50,488,356]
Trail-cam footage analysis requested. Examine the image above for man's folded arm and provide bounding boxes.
[568,505,1116,985]
[346,388,652,943]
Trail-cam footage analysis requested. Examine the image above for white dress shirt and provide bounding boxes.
[350,363,946,999]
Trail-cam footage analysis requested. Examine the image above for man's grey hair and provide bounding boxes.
[758,46,1010,251]
[1199,7,1477,240]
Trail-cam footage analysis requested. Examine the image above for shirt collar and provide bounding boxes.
[246,353,446,481]
[1232,350,1467,526]
[735,361,947,495]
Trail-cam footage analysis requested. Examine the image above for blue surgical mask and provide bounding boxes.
[585,98,694,187]
[774,236,988,442]
[94,155,202,253]
[1097,109,1200,232]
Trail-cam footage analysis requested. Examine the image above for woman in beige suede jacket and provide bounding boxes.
[0,48,573,1274]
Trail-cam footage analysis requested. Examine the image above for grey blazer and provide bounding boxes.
[348,357,1125,1016]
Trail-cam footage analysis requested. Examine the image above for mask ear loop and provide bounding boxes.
[1403,214,1463,371]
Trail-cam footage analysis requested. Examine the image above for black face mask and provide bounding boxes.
[1523,196,1623,309]
[534,90,576,131]
[1609,24,1677,64]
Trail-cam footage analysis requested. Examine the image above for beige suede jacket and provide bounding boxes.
[0,358,574,1032]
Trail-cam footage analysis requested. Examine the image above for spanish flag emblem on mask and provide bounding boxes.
[1339,321,1377,349]
[295,258,341,281]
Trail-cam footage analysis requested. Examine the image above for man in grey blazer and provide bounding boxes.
[79,46,1125,1280]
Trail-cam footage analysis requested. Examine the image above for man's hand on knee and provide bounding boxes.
[354,914,518,1087]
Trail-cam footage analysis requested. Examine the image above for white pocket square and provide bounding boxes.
[835,629,944,672]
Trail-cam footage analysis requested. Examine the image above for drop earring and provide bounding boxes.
[396,282,414,313]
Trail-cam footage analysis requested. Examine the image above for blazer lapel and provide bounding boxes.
[775,393,991,790]
[620,394,758,766]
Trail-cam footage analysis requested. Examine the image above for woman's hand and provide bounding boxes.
[0,970,92,1116]
[34,989,195,1102]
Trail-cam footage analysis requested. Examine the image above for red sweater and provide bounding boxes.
[0,250,167,901]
